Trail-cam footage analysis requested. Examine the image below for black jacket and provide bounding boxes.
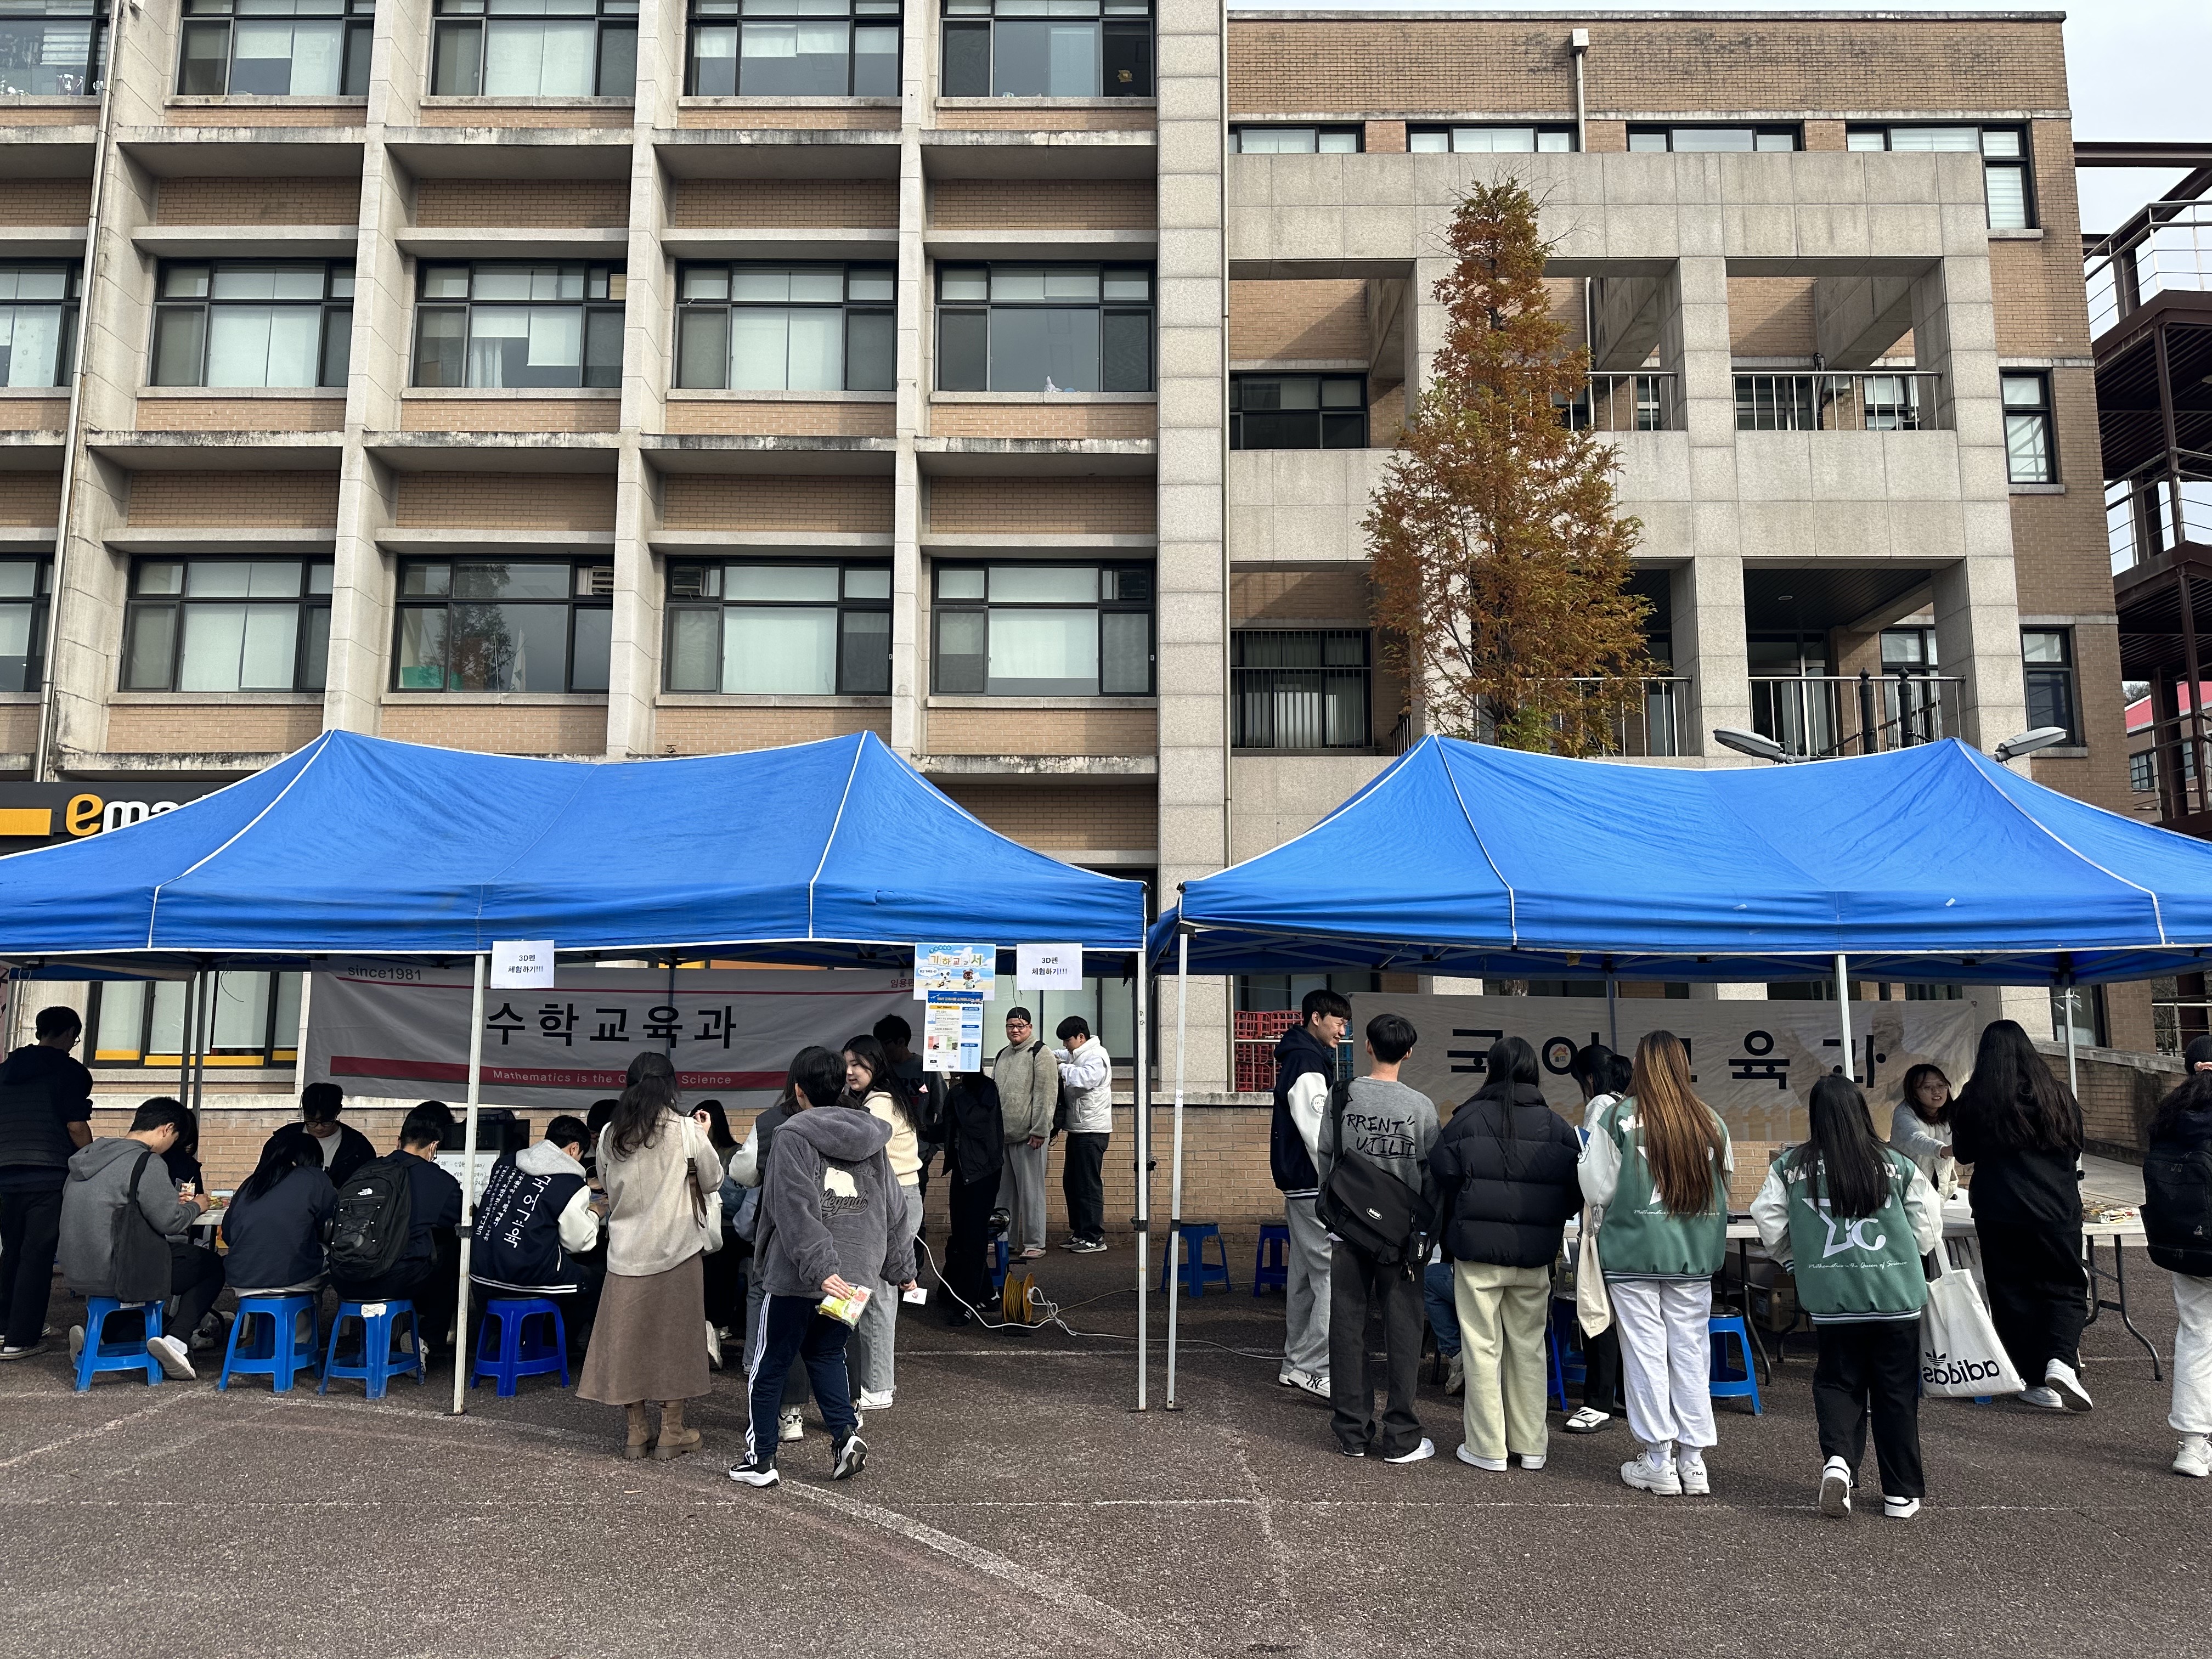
[263,1121,376,1189]
[222,1165,336,1291]
[2145,1104,2212,1277]
[1428,1080,1581,1270]
[945,1077,1005,1187]
[0,1043,93,1177]
[1271,1025,1334,1193]
[1951,1098,2083,1229]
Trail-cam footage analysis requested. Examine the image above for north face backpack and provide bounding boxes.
[324,1155,415,1282]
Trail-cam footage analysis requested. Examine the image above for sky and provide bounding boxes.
[1257,0,2212,233]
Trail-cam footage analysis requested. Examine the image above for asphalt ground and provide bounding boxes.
[0,1231,2203,1659]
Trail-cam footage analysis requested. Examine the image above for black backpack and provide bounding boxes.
[1313,1080,1426,1267]
[325,1154,415,1282]
[2144,1137,2212,1277]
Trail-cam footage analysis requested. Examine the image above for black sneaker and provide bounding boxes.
[729,1460,780,1488]
[832,1433,868,1481]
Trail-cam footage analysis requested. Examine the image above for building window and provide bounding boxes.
[932,563,1153,696]
[674,264,891,391]
[121,559,332,692]
[1880,627,1936,671]
[393,559,613,693]
[0,264,79,388]
[431,0,636,97]
[1848,125,2032,230]
[151,261,352,388]
[1408,125,1573,153]
[2002,371,2054,483]
[0,558,50,692]
[935,264,1151,393]
[2022,629,2077,744]
[2132,749,2157,793]
[1232,126,1359,154]
[939,0,1150,98]
[686,0,896,95]
[91,970,303,1067]
[412,262,624,388]
[1627,125,1798,153]
[665,561,890,695]
[1231,629,1370,750]
[1229,374,1365,450]
[0,0,105,95]
[177,0,373,95]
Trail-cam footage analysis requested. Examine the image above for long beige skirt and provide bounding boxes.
[577,1252,710,1406]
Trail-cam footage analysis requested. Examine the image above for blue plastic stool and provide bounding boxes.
[320,1299,426,1400]
[74,1297,165,1391]
[218,1294,320,1392]
[1550,1298,1587,1389]
[1158,1222,1232,1299]
[472,1296,570,1398]
[1708,1313,1763,1414]
[1547,1323,1568,1410]
[989,1238,1009,1294]
[1252,1223,1289,1296]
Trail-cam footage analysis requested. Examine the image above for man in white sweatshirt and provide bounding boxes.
[1054,1016,1113,1254]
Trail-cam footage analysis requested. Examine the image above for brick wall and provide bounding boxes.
[932,107,1153,132]
[1229,279,1365,363]
[380,703,608,754]
[929,403,1156,439]
[932,779,1157,849]
[669,178,898,228]
[1728,276,1816,358]
[417,106,630,129]
[929,179,1155,229]
[927,476,1155,535]
[654,704,890,754]
[0,473,61,526]
[393,472,617,529]
[663,399,895,437]
[1232,566,1371,623]
[1990,122,2093,358]
[127,470,340,527]
[156,176,359,224]
[137,397,346,432]
[0,400,69,432]
[0,703,38,755]
[926,706,1155,755]
[0,178,91,224]
[411,178,629,228]
[675,106,899,130]
[661,473,894,533]
[169,103,364,128]
[105,703,324,755]
[400,398,621,433]
[1364,121,1406,154]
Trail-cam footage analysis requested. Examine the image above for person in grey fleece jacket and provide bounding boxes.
[58,1097,215,1379]
[734,1046,918,1488]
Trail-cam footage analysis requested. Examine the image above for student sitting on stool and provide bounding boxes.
[470,1114,604,1359]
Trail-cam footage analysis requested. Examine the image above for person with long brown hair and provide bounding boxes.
[1578,1030,1733,1497]
[1888,1063,1960,1198]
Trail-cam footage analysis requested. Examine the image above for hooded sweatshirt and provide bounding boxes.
[1271,1025,1336,1195]
[754,1106,916,1299]
[221,1164,336,1294]
[471,1139,598,1293]
[59,1137,196,1302]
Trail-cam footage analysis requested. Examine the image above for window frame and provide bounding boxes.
[89,970,304,1068]
[1407,125,1575,154]
[673,262,893,392]
[410,261,626,390]
[149,259,354,389]
[176,0,375,97]
[2001,369,2055,484]
[930,560,1155,698]
[0,0,107,96]
[119,556,334,693]
[430,0,638,98]
[0,261,81,390]
[1228,627,1372,752]
[1229,372,1368,451]
[938,0,1152,99]
[1626,124,1800,153]
[933,262,1153,393]
[0,557,52,693]
[683,0,899,96]
[1847,122,2034,230]
[1230,125,1361,154]
[664,558,892,696]
[391,557,615,694]
[2021,627,2079,746]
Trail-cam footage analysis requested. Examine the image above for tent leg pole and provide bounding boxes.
[1833,953,1853,1082]
[449,953,487,1417]
[1606,975,1617,1052]
[1166,933,1188,1410]
[177,972,197,1100]
[191,965,210,1115]
[291,967,314,1108]
[2063,973,2079,1098]
[1132,947,1149,1412]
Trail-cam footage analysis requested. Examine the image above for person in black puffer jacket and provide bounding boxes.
[2146,1035,2212,1478]
[1429,1036,1581,1474]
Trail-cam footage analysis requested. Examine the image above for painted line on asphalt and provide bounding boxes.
[0,1390,190,1471]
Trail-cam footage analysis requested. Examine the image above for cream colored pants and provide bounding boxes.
[1453,1260,1554,1461]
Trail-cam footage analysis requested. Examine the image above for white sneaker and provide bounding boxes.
[856,1389,894,1410]
[2046,1360,2094,1413]
[1819,1455,1853,1519]
[705,1321,723,1370]
[1677,1453,1710,1496]
[778,1409,805,1443]
[1383,1437,1435,1465]
[1294,1372,1330,1400]
[2175,1436,2212,1479]
[1621,1452,1683,1496]
[68,1325,84,1363]
[1278,1367,1305,1389]
[1882,1494,1923,1520]
[2018,1385,2067,1410]
[1456,1444,1507,1471]
[832,1432,868,1481]
[729,1460,780,1488]
[1515,1453,1546,1471]
[148,1334,195,1380]
[1562,1406,1610,1434]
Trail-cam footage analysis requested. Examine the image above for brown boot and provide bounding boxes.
[623,1402,654,1461]
[652,1399,701,1460]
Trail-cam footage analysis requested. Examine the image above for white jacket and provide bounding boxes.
[596,1110,725,1278]
[1056,1039,1114,1136]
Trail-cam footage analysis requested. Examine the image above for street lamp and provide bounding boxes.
[1713,727,1792,764]
[1993,725,2070,763]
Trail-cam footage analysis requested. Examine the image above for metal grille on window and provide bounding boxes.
[1231,630,1371,751]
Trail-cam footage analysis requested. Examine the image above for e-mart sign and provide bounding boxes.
[0,782,222,844]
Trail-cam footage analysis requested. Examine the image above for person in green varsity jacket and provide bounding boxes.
[1752,1073,1942,1524]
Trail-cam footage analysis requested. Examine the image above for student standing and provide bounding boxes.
[1272,988,1348,1400]
[1561,1042,1629,1435]
[1054,1015,1112,1254]
[1752,1075,1942,1520]
[0,1007,94,1362]
[939,1068,1005,1324]
[1950,1018,2092,1412]
[992,1009,1057,1260]
[266,1082,376,1188]
[696,1099,744,1352]
[1579,1030,1733,1497]
[1317,1012,1438,1462]
[843,1034,918,1410]
[1888,1063,1960,1198]
[2142,1035,2212,1477]
[1431,1036,1580,1474]
[729,1063,811,1448]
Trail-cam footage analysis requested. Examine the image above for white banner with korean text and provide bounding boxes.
[304,964,912,1121]
[1348,991,1987,1143]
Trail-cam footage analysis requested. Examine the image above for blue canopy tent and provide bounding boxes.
[0,729,1157,1409]
[1141,735,2212,1401]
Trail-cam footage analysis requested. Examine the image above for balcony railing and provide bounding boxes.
[1734,372,1940,433]
[2086,201,2212,338]
[2108,452,2212,573]
[1560,372,1677,433]
[1231,630,1373,751]
[1464,676,1690,758]
[2131,714,2212,826]
[1751,673,1963,758]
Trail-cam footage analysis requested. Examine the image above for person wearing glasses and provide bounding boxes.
[993,1008,1058,1261]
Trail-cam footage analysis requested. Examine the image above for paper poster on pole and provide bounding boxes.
[922,997,983,1073]
[914,943,995,1002]
[492,939,557,989]
[1016,941,1083,989]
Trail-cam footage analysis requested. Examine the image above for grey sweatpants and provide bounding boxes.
[997,1140,1048,1253]
[1282,1194,1332,1381]
[849,1182,920,1398]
